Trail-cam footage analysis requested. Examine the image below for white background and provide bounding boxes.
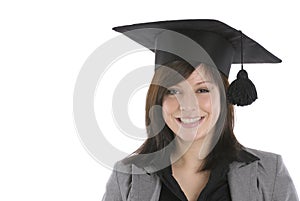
[1,0,299,200]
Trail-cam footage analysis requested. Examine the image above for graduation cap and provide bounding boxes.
[112,19,282,106]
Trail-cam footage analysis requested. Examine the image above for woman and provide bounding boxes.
[102,20,299,201]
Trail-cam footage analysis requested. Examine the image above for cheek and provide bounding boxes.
[197,95,212,112]
[198,92,220,118]
[162,97,179,115]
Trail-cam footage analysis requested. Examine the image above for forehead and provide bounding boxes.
[186,64,212,82]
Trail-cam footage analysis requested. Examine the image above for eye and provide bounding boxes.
[197,88,210,93]
[166,89,180,95]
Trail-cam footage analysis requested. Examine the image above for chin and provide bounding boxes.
[176,131,208,142]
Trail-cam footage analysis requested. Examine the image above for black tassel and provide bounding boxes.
[227,69,257,106]
[227,31,257,106]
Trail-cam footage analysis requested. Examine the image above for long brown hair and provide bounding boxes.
[122,60,244,172]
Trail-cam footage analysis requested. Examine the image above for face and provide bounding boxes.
[162,65,221,142]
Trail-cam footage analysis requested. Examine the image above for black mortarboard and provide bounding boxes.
[112,19,282,106]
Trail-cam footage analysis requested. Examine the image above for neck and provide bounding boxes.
[170,136,211,173]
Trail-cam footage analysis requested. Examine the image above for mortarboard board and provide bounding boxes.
[112,19,282,106]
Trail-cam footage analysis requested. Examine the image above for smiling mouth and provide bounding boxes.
[175,116,205,128]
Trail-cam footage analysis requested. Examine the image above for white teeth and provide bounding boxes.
[180,117,201,124]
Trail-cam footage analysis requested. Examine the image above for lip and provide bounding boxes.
[175,116,205,128]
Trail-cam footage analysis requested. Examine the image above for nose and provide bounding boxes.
[178,92,198,111]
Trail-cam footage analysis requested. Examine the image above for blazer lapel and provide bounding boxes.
[228,160,259,201]
[129,164,161,201]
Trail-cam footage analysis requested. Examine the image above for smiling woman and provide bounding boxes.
[102,19,299,201]
[162,63,221,142]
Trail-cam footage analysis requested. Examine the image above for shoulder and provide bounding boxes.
[112,160,133,174]
[244,147,290,178]
[244,147,279,158]
[243,147,281,167]
[244,147,299,200]
[114,148,282,173]
[106,159,161,200]
[113,158,149,174]
[242,147,293,190]
[233,147,283,180]
[110,160,134,185]
[229,148,299,200]
[103,160,136,200]
[245,147,279,158]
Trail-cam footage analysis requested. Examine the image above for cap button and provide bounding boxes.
[237,69,248,79]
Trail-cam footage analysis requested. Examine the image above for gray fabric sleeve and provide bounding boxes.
[272,155,299,201]
[101,162,123,201]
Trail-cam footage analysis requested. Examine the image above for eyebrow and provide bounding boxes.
[173,81,212,88]
[195,81,211,85]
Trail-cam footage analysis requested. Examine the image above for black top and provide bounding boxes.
[156,150,259,201]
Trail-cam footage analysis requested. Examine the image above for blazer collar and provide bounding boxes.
[227,148,261,201]
[129,148,261,201]
[228,159,259,201]
[131,163,162,201]
[139,147,260,174]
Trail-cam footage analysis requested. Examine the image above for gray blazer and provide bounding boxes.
[102,148,299,201]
